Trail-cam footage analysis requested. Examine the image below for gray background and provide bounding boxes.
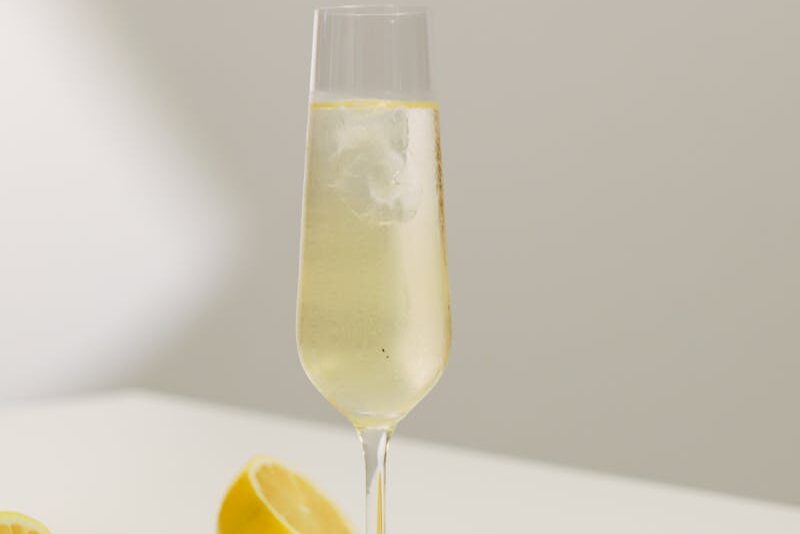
[2,0,798,505]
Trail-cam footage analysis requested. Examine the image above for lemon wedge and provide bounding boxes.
[0,512,50,534]
[218,456,352,534]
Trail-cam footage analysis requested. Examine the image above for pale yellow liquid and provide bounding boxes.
[297,100,451,429]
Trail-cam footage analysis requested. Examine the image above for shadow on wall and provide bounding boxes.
[0,1,234,399]
[88,0,322,414]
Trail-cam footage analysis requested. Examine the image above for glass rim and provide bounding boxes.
[315,5,428,17]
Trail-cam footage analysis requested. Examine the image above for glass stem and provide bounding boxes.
[358,427,393,534]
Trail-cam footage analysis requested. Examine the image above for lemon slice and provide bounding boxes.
[0,512,50,534]
[218,456,353,534]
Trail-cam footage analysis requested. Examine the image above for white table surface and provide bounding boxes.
[0,390,798,533]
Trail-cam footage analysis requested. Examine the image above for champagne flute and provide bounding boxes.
[297,6,450,533]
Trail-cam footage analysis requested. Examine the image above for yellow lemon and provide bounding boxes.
[0,512,50,534]
[218,456,353,534]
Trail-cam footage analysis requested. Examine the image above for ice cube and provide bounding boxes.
[319,107,422,224]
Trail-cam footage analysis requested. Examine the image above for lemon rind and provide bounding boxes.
[244,455,354,534]
[0,511,51,533]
